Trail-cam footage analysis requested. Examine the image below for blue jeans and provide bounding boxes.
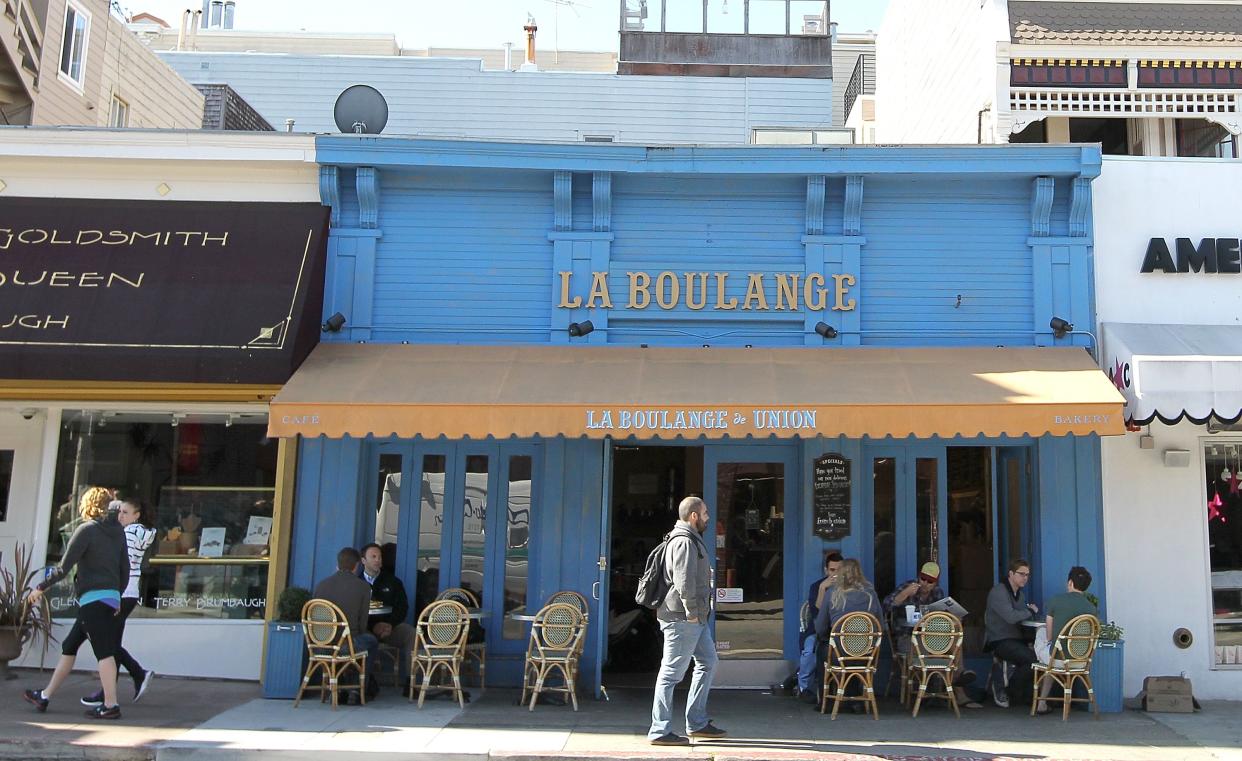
[796,632,819,692]
[355,632,381,682]
[649,619,718,739]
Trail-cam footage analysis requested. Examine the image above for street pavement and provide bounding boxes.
[4,668,1241,761]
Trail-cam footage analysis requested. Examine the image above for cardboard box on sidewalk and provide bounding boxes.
[1142,676,1195,713]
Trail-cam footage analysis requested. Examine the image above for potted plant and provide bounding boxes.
[0,543,54,680]
[263,585,310,699]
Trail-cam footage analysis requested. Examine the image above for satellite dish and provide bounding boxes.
[333,85,389,135]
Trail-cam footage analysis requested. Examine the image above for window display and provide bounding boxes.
[1205,442,1242,666]
[46,411,276,620]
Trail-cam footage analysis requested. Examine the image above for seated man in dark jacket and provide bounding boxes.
[314,547,380,700]
[984,558,1039,708]
[359,543,416,692]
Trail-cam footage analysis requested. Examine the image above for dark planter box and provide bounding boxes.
[263,622,305,699]
[1091,640,1125,713]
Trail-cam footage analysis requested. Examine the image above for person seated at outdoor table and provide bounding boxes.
[791,550,842,703]
[882,561,946,643]
[984,558,1039,709]
[359,542,417,696]
[882,560,980,706]
[314,547,380,702]
[812,559,882,713]
[1033,566,1098,715]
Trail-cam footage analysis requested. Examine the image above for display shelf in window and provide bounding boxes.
[155,486,274,560]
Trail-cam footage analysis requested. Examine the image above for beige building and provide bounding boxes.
[127,17,618,73]
[1,0,202,127]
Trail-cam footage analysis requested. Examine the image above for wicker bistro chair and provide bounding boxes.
[437,588,485,687]
[819,611,884,720]
[410,600,470,708]
[521,602,587,711]
[1031,614,1101,720]
[908,611,964,718]
[546,590,590,621]
[294,599,368,710]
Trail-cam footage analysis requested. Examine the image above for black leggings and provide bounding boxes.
[112,598,144,679]
[61,601,120,662]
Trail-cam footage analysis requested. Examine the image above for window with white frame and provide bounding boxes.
[1205,441,1242,667]
[58,1,91,87]
[751,128,854,145]
[109,95,130,128]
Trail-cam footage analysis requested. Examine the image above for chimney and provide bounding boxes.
[200,0,209,28]
[503,41,514,70]
[189,10,202,48]
[520,15,538,71]
[285,118,295,133]
[830,21,838,42]
[223,1,235,29]
[209,0,223,28]
[177,9,190,50]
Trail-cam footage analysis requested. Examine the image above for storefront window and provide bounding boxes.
[503,455,532,639]
[46,411,276,620]
[0,450,13,522]
[417,455,445,608]
[461,455,489,604]
[1206,442,1242,666]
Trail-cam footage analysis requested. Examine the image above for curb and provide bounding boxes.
[0,741,154,761]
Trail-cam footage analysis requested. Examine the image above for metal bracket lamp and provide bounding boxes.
[1049,316,1073,339]
[568,320,594,337]
[814,322,838,339]
[322,312,347,333]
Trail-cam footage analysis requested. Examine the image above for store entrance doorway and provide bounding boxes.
[604,445,703,686]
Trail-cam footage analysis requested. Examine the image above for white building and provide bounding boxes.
[876,0,1241,156]
[0,129,323,680]
[1095,156,1242,700]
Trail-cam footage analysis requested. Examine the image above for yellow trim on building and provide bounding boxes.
[0,381,279,402]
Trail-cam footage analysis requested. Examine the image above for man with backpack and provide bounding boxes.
[646,496,726,746]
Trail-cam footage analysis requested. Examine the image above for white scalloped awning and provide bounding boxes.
[1101,323,1242,425]
[268,343,1123,440]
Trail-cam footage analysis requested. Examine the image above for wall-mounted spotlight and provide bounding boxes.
[322,312,347,333]
[814,322,838,339]
[1049,316,1073,339]
[568,320,594,337]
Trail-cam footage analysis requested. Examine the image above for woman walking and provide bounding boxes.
[81,497,156,707]
[22,486,129,719]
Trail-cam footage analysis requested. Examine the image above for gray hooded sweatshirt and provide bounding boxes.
[657,521,712,623]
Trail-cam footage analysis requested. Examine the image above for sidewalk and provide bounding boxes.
[5,669,1241,761]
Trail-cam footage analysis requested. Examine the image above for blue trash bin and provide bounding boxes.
[1091,639,1125,713]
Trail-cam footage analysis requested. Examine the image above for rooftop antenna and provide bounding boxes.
[333,84,389,135]
[541,0,591,65]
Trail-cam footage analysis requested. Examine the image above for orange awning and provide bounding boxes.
[267,344,1125,440]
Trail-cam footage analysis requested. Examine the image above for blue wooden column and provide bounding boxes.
[1030,175,1093,350]
[320,165,382,343]
[802,175,863,346]
[1033,434,1106,613]
[289,437,369,590]
[550,171,613,344]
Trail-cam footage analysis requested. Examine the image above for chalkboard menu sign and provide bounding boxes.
[813,453,851,540]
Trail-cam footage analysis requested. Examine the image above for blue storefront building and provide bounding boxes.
[269,139,1124,691]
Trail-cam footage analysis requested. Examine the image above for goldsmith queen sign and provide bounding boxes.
[0,197,328,384]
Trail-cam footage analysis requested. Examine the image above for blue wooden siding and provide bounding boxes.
[859,177,1035,346]
[371,168,554,342]
[288,140,1109,689]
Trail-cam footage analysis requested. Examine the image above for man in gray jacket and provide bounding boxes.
[648,497,726,746]
[983,558,1039,708]
[314,547,380,701]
